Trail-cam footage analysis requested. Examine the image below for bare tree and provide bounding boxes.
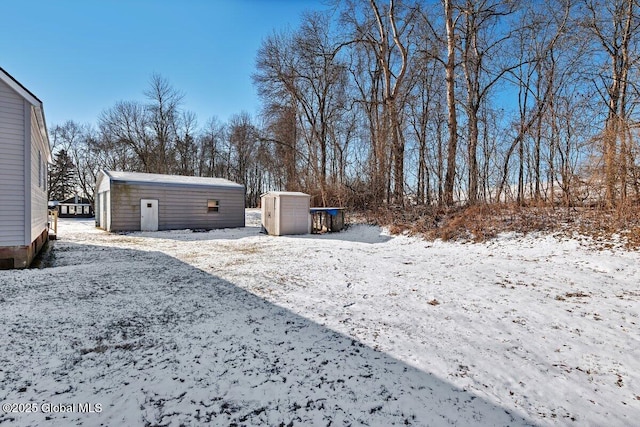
[368,0,414,204]
[255,11,350,205]
[582,0,640,207]
[96,74,188,175]
[198,116,226,177]
[344,28,389,206]
[496,0,571,204]
[406,15,444,205]
[173,110,198,176]
[227,112,261,206]
[144,74,184,174]
[339,0,417,206]
[458,0,519,204]
[47,121,102,202]
[98,101,152,171]
[443,0,459,206]
[72,126,101,203]
[262,104,299,190]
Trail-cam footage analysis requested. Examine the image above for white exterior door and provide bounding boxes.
[140,199,158,231]
[99,192,108,229]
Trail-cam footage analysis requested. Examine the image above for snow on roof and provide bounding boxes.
[104,170,244,189]
[59,195,92,204]
[261,191,310,197]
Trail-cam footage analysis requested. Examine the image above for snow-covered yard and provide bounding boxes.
[1,209,639,426]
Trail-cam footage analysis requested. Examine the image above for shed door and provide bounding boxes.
[262,196,277,235]
[269,196,278,235]
[140,199,159,231]
[99,192,108,229]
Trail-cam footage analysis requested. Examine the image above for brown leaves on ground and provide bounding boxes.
[358,203,640,249]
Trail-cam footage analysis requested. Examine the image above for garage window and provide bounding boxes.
[207,199,219,212]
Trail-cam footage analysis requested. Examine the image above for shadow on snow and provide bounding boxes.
[0,236,533,426]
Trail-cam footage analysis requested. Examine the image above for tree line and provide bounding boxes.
[48,75,271,208]
[50,0,640,211]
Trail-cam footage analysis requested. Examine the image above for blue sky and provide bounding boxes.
[1,0,328,129]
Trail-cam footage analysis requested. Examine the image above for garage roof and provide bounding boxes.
[104,170,244,189]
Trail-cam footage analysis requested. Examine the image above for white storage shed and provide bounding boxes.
[261,191,311,236]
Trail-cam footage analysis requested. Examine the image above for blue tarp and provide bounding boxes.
[310,208,343,217]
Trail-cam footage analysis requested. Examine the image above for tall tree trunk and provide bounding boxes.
[468,108,479,204]
[443,0,458,206]
[369,0,410,205]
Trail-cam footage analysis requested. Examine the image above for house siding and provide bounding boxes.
[0,78,26,246]
[106,181,245,232]
[30,106,49,243]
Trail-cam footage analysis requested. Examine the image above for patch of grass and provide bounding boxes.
[234,245,262,255]
[80,341,143,355]
[565,291,590,298]
[80,344,109,355]
[219,243,262,255]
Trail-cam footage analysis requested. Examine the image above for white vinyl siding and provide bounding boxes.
[30,106,49,243]
[0,78,26,246]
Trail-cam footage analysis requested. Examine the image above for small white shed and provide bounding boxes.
[261,191,311,236]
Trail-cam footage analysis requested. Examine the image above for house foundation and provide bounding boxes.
[0,229,49,269]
